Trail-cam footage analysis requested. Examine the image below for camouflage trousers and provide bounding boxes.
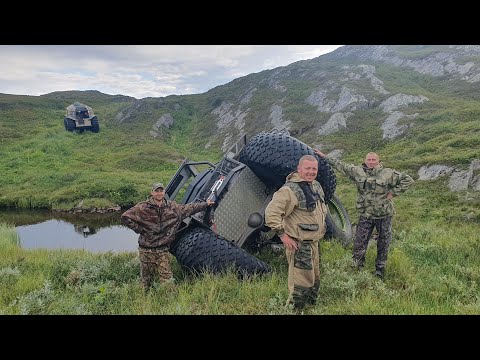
[353,216,392,271]
[285,239,320,309]
[138,246,174,290]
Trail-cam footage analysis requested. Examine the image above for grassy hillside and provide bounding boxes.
[0,93,222,210]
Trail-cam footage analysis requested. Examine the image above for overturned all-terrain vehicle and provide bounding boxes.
[165,130,353,278]
[64,102,100,132]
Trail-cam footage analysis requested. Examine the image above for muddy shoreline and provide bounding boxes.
[53,205,123,214]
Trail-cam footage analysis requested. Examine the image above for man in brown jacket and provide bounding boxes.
[121,182,214,290]
[265,155,328,310]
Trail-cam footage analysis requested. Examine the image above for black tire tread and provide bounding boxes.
[91,117,100,132]
[324,193,353,247]
[170,227,271,277]
[238,131,336,201]
[64,117,76,131]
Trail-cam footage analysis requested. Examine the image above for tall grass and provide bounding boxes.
[2,206,479,315]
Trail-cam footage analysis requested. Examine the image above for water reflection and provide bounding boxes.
[74,224,97,237]
[0,209,138,253]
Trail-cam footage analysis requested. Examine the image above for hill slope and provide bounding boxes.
[0,45,479,219]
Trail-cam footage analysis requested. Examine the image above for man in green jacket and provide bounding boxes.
[314,150,414,279]
[122,182,214,290]
[265,155,328,310]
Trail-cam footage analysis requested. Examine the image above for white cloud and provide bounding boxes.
[0,45,343,99]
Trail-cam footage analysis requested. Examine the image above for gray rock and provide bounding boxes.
[331,86,368,113]
[270,104,291,130]
[327,149,344,160]
[318,112,352,135]
[381,111,418,139]
[153,113,174,130]
[449,170,470,191]
[418,160,480,192]
[239,88,256,106]
[212,101,249,132]
[306,88,336,112]
[358,64,389,94]
[380,93,428,113]
[221,133,233,153]
[418,165,454,180]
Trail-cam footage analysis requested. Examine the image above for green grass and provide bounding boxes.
[0,105,217,210]
[1,177,479,315]
[0,92,225,210]
[2,192,479,315]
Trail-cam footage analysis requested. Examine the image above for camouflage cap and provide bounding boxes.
[151,182,165,191]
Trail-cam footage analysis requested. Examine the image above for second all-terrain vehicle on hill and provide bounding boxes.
[64,101,100,132]
[165,130,353,278]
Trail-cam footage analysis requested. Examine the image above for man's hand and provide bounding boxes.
[279,233,298,251]
[313,148,326,158]
[206,198,215,206]
[387,192,393,200]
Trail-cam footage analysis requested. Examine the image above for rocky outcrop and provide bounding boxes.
[358,64,389,95]
[379,94,428,139]
[240,88,256,106]
[418,165,455,180]
[381,111,419,140]
[307,85,368,114]
[340,64,389,95]
[221,133,233,153]
[57,199,122,214]
[212,101,249,131]
[325,149,344,160]
[149,113,174,138]
[114,99,159,124]
[417,160,480,192]
[270,103,291,131]
[154,113,174,129]
[318,112,353,136]
[380,94,428,113]
[332,45,480,82]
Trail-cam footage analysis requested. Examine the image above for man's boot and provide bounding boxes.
[351,258,364,271]
[373,268,384,279]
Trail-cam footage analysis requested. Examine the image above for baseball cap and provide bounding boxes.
[151,183,165,191]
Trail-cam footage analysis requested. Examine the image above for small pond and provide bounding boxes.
[0,209,138,253]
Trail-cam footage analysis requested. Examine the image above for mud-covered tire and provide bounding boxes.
[238,131,336,201]
[324,194,353,247]
[91,117,100,133]
[170,227,271,277]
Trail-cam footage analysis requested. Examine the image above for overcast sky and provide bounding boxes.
[0,45,343,99]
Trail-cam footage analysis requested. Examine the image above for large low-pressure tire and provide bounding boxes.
[170,227,271,278]
[90,117,100,133]
[238,131,336,201]
[324,194,353,247]
[64,117,76,131]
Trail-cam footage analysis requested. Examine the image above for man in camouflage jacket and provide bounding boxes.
[121,182,214,290]
[265,155,328,310]
[314,150,414,279]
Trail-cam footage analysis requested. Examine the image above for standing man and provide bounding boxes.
[121,182,214,290]
[265,155,328,310]
[314,150,414,279]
